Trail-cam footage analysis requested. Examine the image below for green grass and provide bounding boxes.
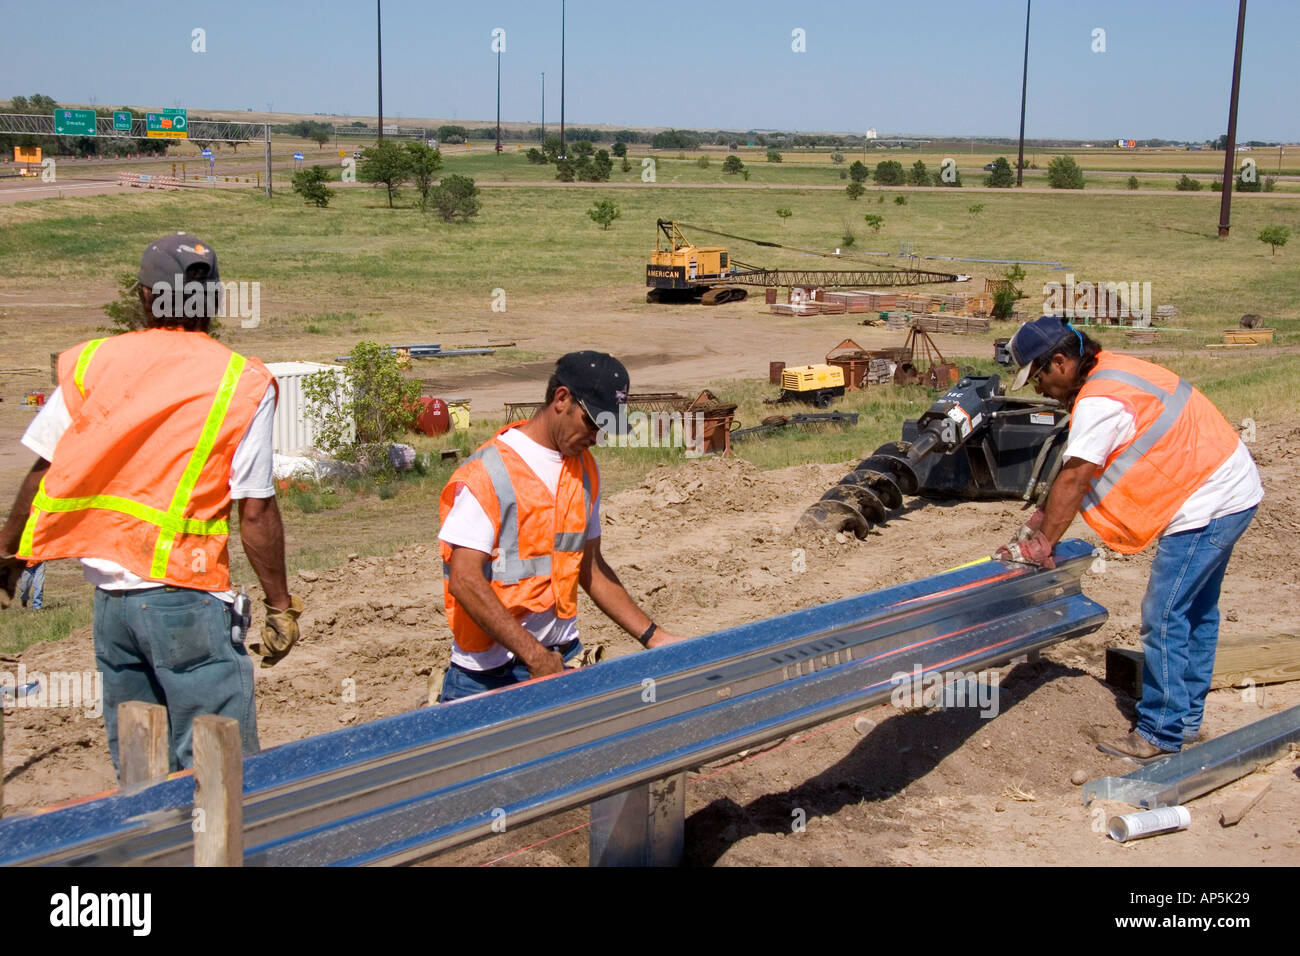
[0,595,93,655]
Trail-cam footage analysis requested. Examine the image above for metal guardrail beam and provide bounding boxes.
[1083,702,1300,809]
[0,540,1105,867]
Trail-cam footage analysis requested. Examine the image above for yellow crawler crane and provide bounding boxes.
[645,219,965,305]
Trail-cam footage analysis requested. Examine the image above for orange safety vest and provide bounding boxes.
[18,329,275,591]
[440,423,598,654]
[1074,351,1239,554]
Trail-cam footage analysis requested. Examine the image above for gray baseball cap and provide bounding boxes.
[138,232,220,289]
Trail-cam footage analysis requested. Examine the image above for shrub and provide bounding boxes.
[874,160,906,185]
[1126,175,1139,189]
[846,182,865,200]
[1175,174,1202,191]
[722,155,745,175]
[1046,155,1085,189]
[766,149,782,163]
[431,174,481,221]
[291,165,334,207]
[588,198,620,230]
[1258,225,1290,255]
[984,157,1014,188]
[863,213,884,232]
[894,195,907,205]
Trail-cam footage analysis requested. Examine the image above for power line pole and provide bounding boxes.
[559,0,566,159]
[1016,0,1031,187]
[377,0,384,142]
[496,49,502,153]
[541,72,545,143]
[1218,0,1248,238]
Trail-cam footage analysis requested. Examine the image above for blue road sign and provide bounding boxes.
[293,152,304,161]
[201,148,213,158]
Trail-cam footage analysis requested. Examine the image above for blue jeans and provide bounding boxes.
[18,562,45,609]
[1136,506,1256,752]
[438,639,584,703]
[93,587,259,774]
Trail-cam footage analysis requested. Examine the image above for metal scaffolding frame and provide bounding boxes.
[0,540,1106,867]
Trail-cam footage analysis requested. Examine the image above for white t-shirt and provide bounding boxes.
[21,384,278,600]
[438,427,601,671]
[1063,395,1263,537]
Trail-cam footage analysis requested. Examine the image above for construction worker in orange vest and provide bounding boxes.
[437,352,688,702]
[998,317,1262,762]
[0,233,303,774]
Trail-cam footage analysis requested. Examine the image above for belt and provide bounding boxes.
[453,639,578,676]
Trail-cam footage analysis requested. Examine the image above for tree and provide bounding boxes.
[849,161,869,183]
[591,149,613,181]
[696,155,710,168]
[863,213,884,232]
[291,165,334,207]
[588,198,621,230]
[437,125,469,144]
[555,159,576,182]
[1046,155,1085,189]
[302,341,421,471]
[1258,225,1290,255]
[1126,176,1140,190]
[846,182,865,200]
[907,160,929,186]
[830,151,845,165]
[1175,174,1202,191]
[526,147,546,164]
[984,157,1014,188]
[611,141,627,158]
[776,207,793,226]
[542,136,563,162]
[404,142,443,211]
[968,203,985,216]
[308,126,331,149]
[620,156,631,173]
[359,140,411,207]
[571,140,595,159]
[431,174,481,222]
[874,160,906,185]
[722,155,745,175]
[767,149,783,163]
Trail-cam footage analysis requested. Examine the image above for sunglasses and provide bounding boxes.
[575,400,598,431]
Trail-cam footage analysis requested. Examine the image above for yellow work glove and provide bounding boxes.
[250,595,303,668]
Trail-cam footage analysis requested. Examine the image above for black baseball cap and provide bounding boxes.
[1008,316,1083,390]
[553,351,630,433]
[138,232,220,289]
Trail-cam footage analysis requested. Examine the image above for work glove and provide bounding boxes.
[995,529,1056,569]
[1015,508,1046,541]
[249,595,303,668]
[0,556,25,609]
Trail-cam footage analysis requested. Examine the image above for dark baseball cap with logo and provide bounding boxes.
[138,232,220,290]
[553,351,630,433]
[1008,316,1084,390]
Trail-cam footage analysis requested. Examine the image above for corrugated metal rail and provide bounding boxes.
[0,540,1105,866]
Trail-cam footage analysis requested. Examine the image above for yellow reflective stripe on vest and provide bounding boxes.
[73,338,108,397]
[28,483,229,537]
[150,353,246,577]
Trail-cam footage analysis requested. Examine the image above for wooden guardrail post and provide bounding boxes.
[192,714,243,866]
[118,701,169,789]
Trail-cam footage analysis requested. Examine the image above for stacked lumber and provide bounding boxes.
[815,300,848,315]
[769,303,820,317]
[866,358,893,385]
[913,315,990,334]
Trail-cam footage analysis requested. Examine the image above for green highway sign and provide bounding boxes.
[146,108,188,139]
[53,109,97,136]
[113,111,132,131]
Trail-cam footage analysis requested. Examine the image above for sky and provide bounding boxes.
[1,0,1296,142]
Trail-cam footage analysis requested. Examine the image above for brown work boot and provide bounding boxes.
[1097,731,1176,764]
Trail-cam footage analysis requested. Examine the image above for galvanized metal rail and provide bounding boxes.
[0,540,1105,867]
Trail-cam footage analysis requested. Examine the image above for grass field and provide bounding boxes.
[2,158,1297,653]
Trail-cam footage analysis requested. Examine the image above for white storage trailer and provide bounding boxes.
[265,361,349,457]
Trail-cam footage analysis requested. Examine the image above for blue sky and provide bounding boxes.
[2,0,1295,141]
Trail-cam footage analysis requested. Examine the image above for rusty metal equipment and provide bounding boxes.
[893,327,958,388]
[797,373,1069,538]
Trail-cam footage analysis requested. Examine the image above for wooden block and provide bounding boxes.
[1216,778,1272,827]
[192,714,243,867]
[1107,637,1300,700]
[1104,647,1145,699]
[118,701,169,789]
[1210,636,1300,690]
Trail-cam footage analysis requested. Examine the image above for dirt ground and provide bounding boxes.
[2,276,1297,865]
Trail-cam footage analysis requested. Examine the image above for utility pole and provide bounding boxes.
[1016,0,1031,187]
[1218,0,1248,237]
[559,0,566,159]
[541,73,545,143]
[377,0,384,142]
[496,49,502,153]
